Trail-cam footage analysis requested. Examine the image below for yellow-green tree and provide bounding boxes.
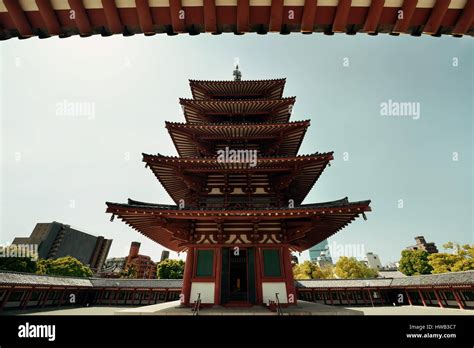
[399,249,433,276]
[293,261,334,279]
[157,259,185,279]
[428,243,474,274]
[334,256,378,279]
[36,256,93,277]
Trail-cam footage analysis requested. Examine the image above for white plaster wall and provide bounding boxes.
[262,282,288,304]
[190,282,215,304]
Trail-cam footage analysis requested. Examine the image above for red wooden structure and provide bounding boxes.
[0,0,472,39]
[106,70,371,306]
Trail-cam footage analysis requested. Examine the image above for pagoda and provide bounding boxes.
[106,68,371,307]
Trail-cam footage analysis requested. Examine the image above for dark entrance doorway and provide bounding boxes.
[220,248,257,304]
[229,249,247,301]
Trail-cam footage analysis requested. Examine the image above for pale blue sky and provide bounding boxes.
[1,33,472,265]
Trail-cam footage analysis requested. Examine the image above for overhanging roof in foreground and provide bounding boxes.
[0,0,472,40]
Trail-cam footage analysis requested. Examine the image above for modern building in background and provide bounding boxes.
[363,252,382,271]
[407,236,438,254]
[100,242,157,279]
[309,239,333,265]
[160,250,170,263]
[125,242,156,279]
[13,222,112,273]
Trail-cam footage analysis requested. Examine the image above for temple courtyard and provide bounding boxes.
[3,301,473,316]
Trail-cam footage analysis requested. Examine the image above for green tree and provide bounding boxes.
[293,261,334,279]
[36,256,93,277]
[428,243,474,274]
[0,257,37,273]
[157,259,185,279]
[334,256,378,279]
[399,249,433,276]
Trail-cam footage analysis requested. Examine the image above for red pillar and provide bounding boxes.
[367,289,374,307]
[434,289,444,308]
[255,247,263,304]
[379,289,384,305]
[282,247,297,305]
[353,291,358,305]
[405,290,412,306]
[214,247,222,305]
[418,289,427,306]
[41,288,51,308]
[56,290,64,307]
[182,247,195,305]
[0,288,12,311]
[362,290,367,305]
[148,289,153,305]
[328,289,334,305]
[453,290,465,310]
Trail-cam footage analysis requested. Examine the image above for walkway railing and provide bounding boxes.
[192,293,201,316]
[275,293,283,316]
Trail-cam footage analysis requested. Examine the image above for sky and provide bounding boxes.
[0,33,472,265]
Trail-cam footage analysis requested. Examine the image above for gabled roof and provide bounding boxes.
[0,271,92,287]
[295,271,474,289]
[189,79,286,100]
[179,97,295,123]
[165,120,310,157]
[142,153,333,205]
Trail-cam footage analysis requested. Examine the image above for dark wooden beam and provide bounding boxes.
[36,0,61,36]
[301,0,318,33]
[269,0,284,32]
[333,0,351,33]
[237,0,250,33]
[101,0,123,34]
[68,0,92,35]
[135,0,154,34]
[423,0,450,34]
[392,0,418,34]
[363,0,385,33]
[203,0,217,33]
[453,0,474,35]
[3,0,33,37]
[169,0,186,33]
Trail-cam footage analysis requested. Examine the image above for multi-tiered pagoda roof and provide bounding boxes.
[106,74,371,253]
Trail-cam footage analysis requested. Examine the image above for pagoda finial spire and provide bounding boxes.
[233,65,242,81]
